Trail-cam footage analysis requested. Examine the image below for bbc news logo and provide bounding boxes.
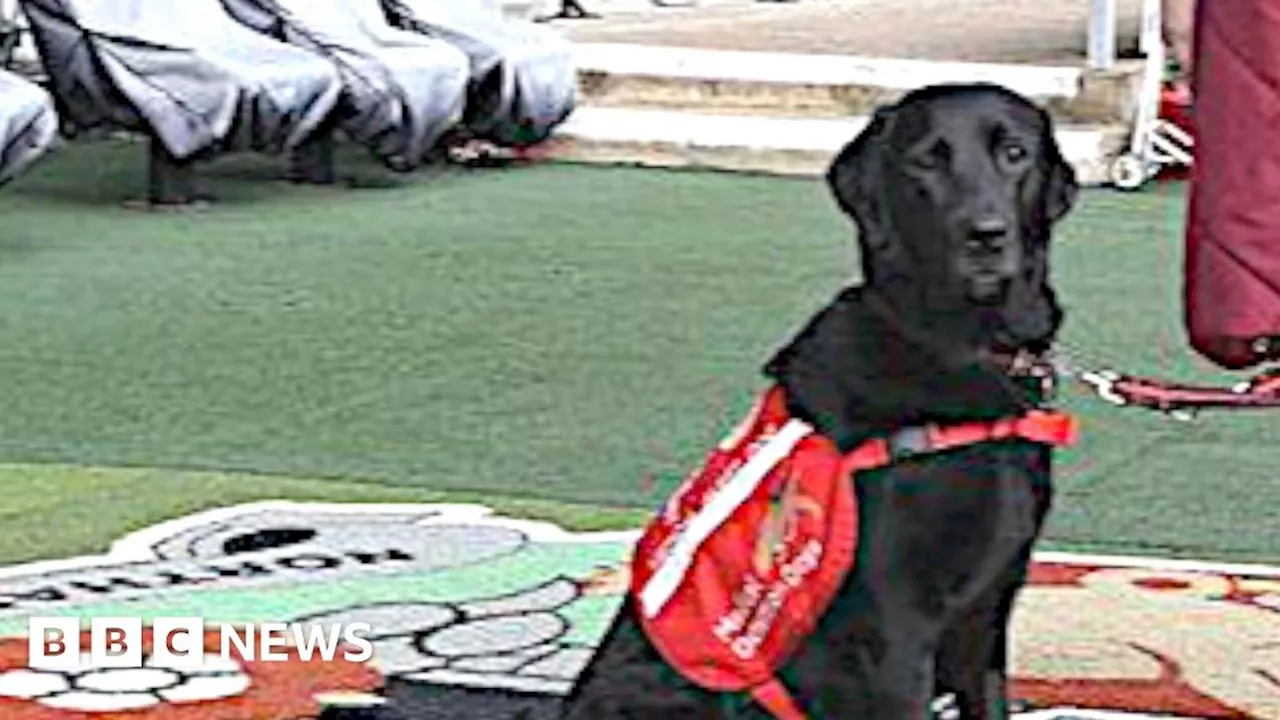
[28,617,373,669]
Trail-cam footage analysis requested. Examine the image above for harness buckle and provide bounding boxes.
[887,425,931,459]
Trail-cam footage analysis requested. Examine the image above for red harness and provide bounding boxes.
[629,386,1078,720]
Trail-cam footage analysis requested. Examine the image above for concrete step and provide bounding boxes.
[573,43,1143,125]
[547,106,1128,186]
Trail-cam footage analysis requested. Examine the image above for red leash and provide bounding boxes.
[1054,347,1280,419]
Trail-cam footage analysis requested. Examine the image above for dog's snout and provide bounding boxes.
[966,218,1010,251]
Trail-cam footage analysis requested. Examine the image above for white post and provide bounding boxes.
[1088,0,1118,70]
[1139,0,1162,55]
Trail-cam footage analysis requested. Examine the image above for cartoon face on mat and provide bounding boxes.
[295,568,627,695]
[137,505,633,695]
[143,507,529,569]
[0,505,539,613]
[0,503,637,719]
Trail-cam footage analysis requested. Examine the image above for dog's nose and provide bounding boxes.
[967,218,1010,251]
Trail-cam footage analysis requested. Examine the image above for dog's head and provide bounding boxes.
[827,84,1077,356]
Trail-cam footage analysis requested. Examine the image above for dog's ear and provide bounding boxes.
[1039,111,1078,224]
[826,107,896,248]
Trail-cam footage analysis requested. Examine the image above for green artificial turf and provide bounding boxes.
[0,140,1276,566]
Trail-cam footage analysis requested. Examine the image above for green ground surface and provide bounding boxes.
[0,141,1276,567]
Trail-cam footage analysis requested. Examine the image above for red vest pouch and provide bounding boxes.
[630,386,858,696]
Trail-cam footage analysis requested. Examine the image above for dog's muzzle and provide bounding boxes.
[966,275,1012,304]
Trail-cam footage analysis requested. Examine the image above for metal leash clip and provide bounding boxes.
[1057,360,1200,421]
[1077,369,1199,421]
[1077,369,1127,406]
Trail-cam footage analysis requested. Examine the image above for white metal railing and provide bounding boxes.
[1107,0,1195,189]
[1088,0,1118,69]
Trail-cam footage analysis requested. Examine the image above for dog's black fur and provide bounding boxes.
[560,84,1079,720]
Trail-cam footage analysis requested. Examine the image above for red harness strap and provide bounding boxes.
[630,386,1077,720]
[838,408,1080,476]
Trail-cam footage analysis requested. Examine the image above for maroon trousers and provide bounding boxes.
[1185,0,1280,368]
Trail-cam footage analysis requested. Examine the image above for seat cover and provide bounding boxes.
[19,0,342,160]
[226,0,469,169]
[0,68,58,185]
[384,0,575,145]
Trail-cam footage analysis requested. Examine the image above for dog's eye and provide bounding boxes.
[909,141,951,172]
[909,156,939,172]
[998,142,1030,167]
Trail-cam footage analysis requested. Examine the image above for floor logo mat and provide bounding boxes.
[0,503,1275,719]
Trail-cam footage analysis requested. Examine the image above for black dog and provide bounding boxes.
[560,83,1079,720]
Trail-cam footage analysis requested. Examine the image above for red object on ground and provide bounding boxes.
[1161,84,1195,135]
[1156,85,1194,182]
[1184,0,1280,369]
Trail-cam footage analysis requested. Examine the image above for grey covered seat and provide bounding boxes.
[0,68,58,185]
[383,0,576,146]
[19,0,343,163]
[224,0,470,171]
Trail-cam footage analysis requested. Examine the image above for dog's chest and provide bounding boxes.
[850,440,1052,570]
